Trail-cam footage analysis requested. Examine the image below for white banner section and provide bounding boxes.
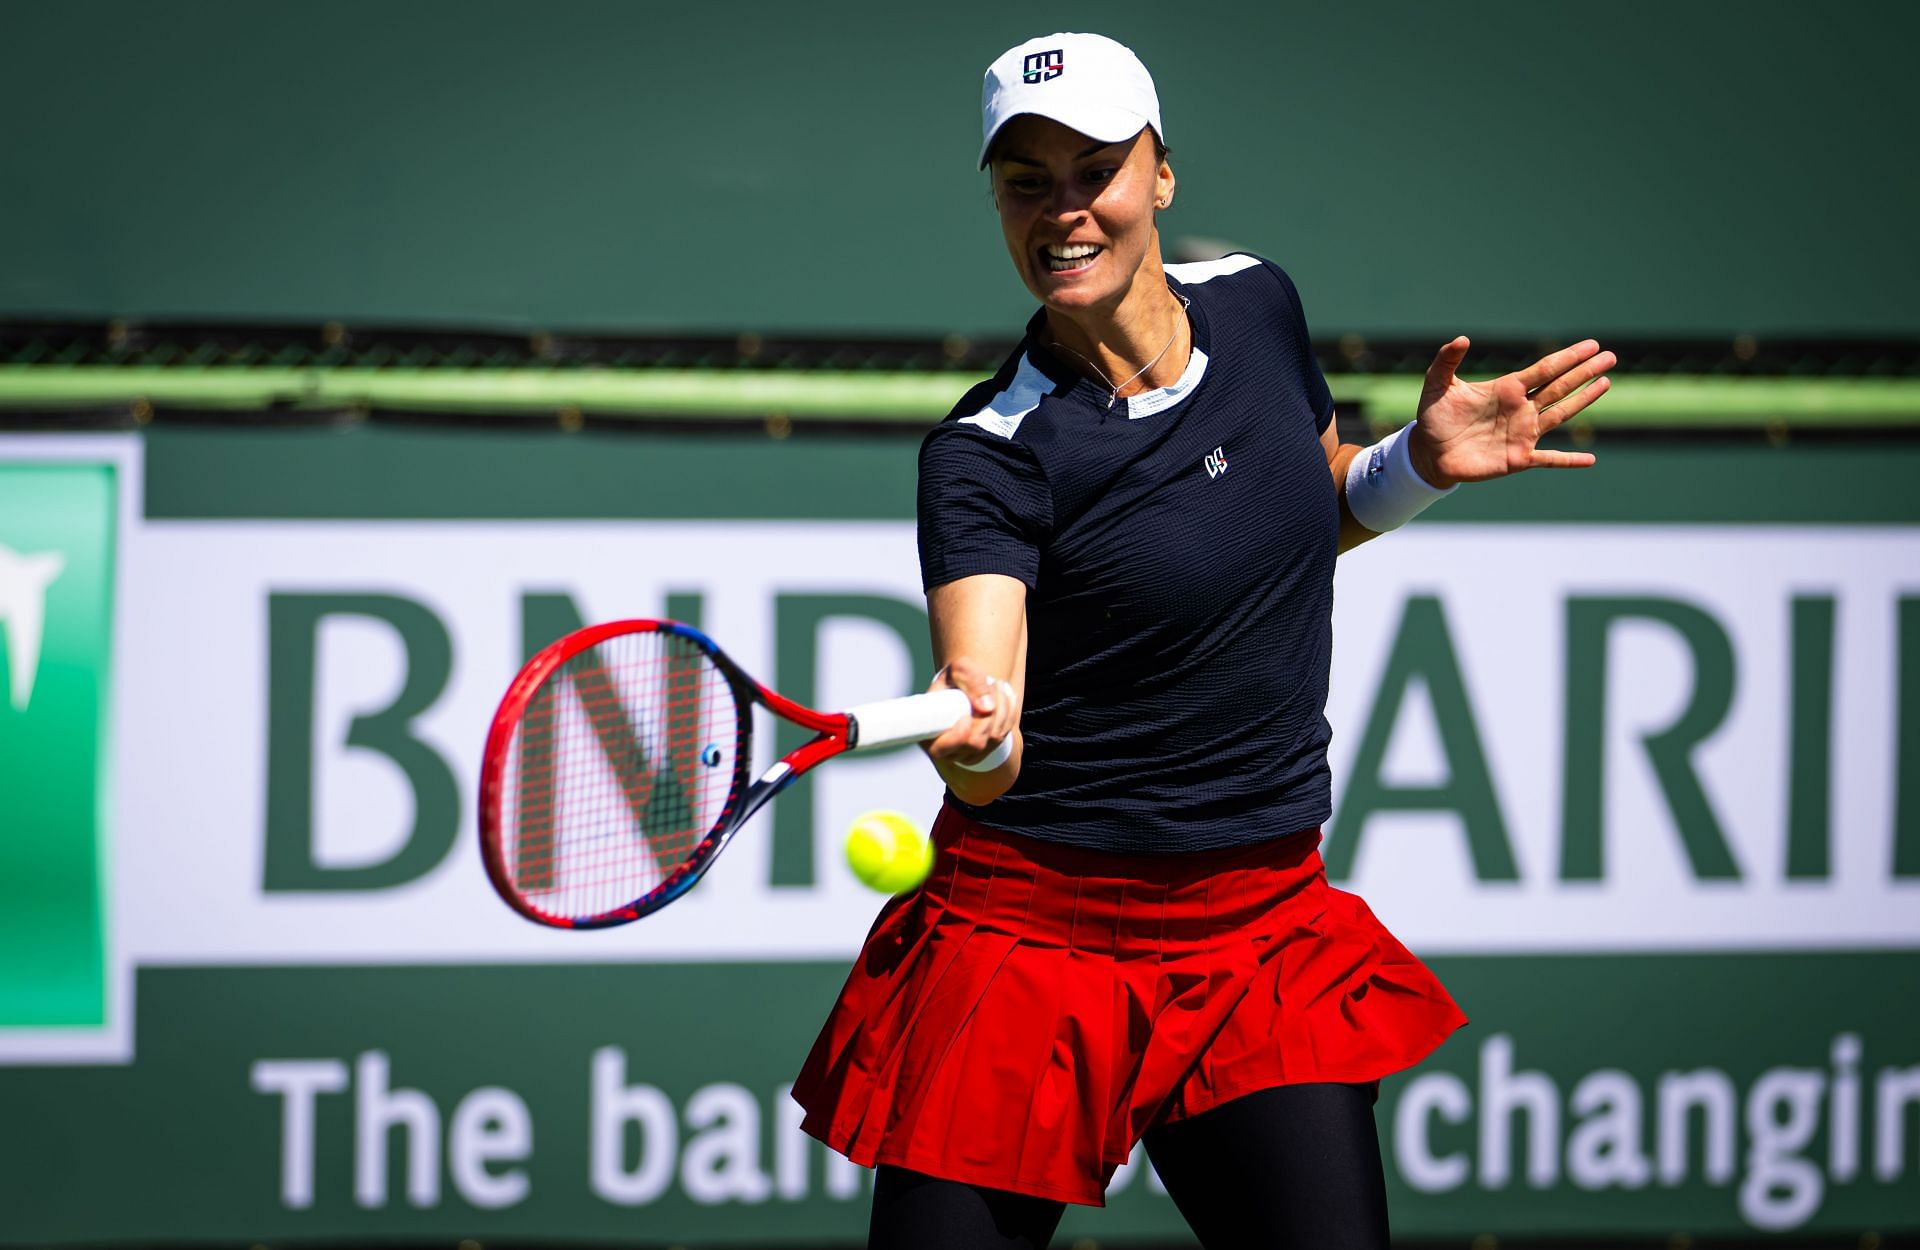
[119,522,1919,965]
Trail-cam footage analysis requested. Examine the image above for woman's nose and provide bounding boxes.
[1045,187,1091,221]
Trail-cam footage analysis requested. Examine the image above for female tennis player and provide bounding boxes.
[794,31,1613,1250]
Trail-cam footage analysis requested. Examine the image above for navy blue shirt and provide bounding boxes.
[917,253,1337,854]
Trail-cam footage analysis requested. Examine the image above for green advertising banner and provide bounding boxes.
[1,957,1914,1245]
[0,427,1916,1245]
[0,457,117,1037]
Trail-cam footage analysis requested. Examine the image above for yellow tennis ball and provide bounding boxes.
[844,810,934,894]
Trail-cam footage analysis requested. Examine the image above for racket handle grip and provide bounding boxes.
[846,688,974,751]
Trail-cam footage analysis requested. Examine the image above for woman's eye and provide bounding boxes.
[1007,177,1044,195]
[1084,167,1118,185]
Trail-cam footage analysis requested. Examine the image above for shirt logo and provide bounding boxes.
[1203,446,1228,480]
[1022,50,1064,83]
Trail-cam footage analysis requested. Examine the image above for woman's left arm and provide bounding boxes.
[1323,337,1615,553]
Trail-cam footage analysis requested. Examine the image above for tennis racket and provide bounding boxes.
[478,618,970,929]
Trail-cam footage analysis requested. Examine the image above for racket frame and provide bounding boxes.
[479,618,860,929]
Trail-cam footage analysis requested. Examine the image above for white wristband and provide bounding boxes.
[952,733,1014,773]
[1343,421,1455,533]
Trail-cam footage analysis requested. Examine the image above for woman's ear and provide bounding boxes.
[1155,157,1176,211]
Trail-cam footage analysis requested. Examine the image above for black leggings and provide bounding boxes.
[867,1082,1389,1250]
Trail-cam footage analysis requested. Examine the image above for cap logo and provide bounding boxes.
[1021,50,1064,84]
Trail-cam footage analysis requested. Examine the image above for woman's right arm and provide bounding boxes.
[922,572,1028,806]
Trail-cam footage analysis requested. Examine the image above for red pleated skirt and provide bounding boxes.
[791,803,1467,1206]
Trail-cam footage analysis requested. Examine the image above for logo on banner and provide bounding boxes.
[1022,49,1064,83]
[0,543,66,712]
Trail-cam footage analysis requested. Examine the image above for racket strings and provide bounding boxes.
[503,631,743,922]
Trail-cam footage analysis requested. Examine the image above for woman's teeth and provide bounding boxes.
[1044,244,1102,273]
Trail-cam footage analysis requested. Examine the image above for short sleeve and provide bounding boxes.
[1261,259,1337,434]
[917,425,1053,592]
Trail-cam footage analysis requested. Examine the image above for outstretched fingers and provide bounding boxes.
[1529,447,1597,469]
[1532,349,1616,411]
[1518,339,1602,393]
[1537,374,1612,431]
[1423,336,1472,394]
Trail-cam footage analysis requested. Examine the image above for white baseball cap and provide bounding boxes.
[978,32,1164,168]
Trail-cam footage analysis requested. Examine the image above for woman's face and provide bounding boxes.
[987,116,1173,317]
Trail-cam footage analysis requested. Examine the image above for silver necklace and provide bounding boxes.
[1049,290,1193,410]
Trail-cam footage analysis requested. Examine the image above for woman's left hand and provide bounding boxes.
[1407,337,1615,489]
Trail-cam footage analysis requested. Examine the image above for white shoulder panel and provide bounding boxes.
[956,353,1051,439]
[1164,253,1264,284]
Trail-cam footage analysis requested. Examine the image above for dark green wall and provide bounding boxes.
[3,1,1916,338]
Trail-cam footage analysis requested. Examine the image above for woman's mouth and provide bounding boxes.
[1041,243,1103,274]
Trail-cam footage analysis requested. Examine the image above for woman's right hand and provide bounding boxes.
[924,656,1021,771]
[923,573,1029,804]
